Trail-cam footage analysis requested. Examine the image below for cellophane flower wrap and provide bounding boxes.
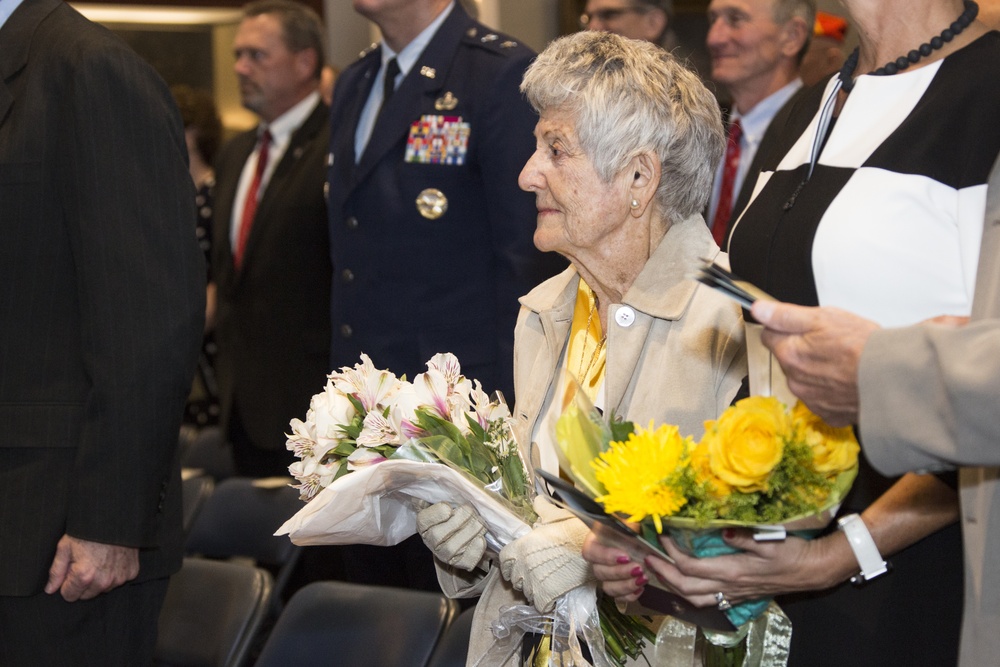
[554,394,859,666]
[275,354,649,667]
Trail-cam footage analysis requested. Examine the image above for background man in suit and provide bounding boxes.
[326,0,564,589]
[704,0,813,247]
[580,0,674,47]
[0,0,204,663]
[213,0,332,478]
[746,153,1000,667]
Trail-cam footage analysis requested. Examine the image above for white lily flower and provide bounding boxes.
[357,410,401,447]
[347,448,387,470]
[426,352,473,398]
[331,353,402,412]
[289,459,342,501]
[286,417,318,457]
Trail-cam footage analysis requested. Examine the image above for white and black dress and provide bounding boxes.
[729,32,1000,667]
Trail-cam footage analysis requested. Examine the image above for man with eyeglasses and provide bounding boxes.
[580,0,673,46]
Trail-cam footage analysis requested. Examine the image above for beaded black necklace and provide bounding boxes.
[838,0,979,93]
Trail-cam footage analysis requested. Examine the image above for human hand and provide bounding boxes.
[751,300,880,426]
[45,534,139,602]
[645,528,851,608]
[500,496,593,612]
[581,522,649,603]
[416,502,488,571]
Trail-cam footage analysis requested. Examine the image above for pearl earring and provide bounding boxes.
[630,198,640,209]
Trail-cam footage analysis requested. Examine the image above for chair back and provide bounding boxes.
[181,474,215,537]
[181,426,235,481]
[156,557,273,667]
[254,581,460,667]
[186,477,303,611]
[426,605,476,667]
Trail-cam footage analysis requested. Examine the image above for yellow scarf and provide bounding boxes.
[566,278,607,403]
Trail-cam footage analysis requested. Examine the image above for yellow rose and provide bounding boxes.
[690,440,731,498]
[704,396,789,493]
[792,401,860,475]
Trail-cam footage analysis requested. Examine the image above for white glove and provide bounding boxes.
[416,503,488,572]
[499,495,593,613]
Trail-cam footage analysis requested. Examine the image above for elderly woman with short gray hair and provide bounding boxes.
[416,31,746,665]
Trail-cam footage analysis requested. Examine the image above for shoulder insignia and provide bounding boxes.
[481,33,498,42]
[500,40,517,48]
[466,27,477,38]
[358,42,378,59]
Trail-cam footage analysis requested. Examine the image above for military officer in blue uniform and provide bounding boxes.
[327,0,564,409]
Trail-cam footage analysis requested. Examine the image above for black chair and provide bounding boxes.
[181,473,215,537]
[426,605,476,667]
[156,557,273,667]
[253,581,459,667]
[181,426,236,481]
[186,477,303,613]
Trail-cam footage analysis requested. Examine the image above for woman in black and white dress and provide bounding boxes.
[587,1,1000,665]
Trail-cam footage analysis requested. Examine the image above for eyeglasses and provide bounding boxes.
[579,6,647,27]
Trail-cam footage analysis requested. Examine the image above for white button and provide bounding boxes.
[614,306,635,327]
[327,152,334,167]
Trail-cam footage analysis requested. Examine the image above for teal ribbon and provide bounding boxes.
[666,528,770,627]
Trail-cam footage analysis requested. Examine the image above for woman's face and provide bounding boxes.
[518,108,631,259]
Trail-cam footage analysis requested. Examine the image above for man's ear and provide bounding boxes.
[780,16,810,59]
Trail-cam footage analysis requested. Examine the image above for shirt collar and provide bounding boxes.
[380,1,454,77]
[261,91,320,147]
[732,78,802,145]
[0,0,26,30]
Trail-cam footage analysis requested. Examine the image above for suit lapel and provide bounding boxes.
[0,0,61,129]
[352,5,470,187]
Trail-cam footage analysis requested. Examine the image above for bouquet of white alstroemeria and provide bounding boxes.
[278,352,534,547]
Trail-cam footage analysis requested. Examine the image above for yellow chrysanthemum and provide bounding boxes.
[592,421,692,533]
[703,396,790,493]
[791,401,860,475]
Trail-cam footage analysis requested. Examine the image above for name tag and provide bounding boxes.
[405,115,470,165]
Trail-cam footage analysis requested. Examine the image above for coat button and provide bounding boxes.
[340,324,353,339]
[341,268,354,283]
[614,306,636,328]
[345,216,359,230]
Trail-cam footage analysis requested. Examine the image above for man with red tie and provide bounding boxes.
[213,0,332,477]
[704,0,814,248]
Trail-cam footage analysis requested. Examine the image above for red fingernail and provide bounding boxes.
[616,555,631,565]
[630,566,643,577]
[635,575,648,586]
[723,528,736,539]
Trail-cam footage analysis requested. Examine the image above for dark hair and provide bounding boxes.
[243,0,326,79]
[171,85,223,167]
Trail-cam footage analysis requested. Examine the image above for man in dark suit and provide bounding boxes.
[0,0,204,663]
[213,0,332,478]
[704,0,813,247]
[326,0,564,591]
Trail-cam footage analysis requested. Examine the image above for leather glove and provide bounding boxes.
[416,503,488,572]
[499,495,593,613]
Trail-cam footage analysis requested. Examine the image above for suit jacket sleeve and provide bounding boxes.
[59,40,204,547]
[858,156,1000,475]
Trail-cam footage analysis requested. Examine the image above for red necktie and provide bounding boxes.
[234,129,272,269]
[711,119,742,247]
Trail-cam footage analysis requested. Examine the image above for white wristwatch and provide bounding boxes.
[837,513,890,585]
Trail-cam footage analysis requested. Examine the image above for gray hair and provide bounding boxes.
[772,0,817,61]
[521,31,724,224]
[243,0,326,80]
